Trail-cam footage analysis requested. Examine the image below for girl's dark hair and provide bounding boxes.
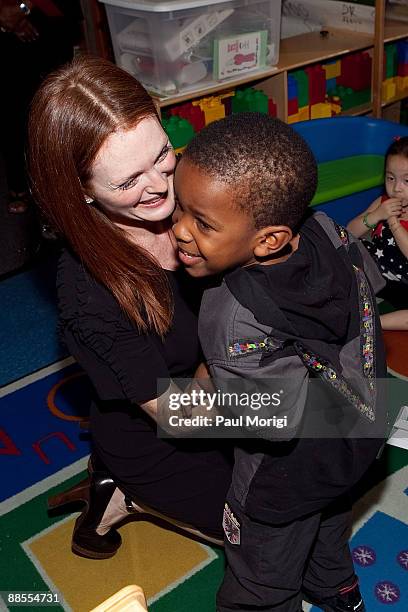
[385,136,408,162]
[28,55,173,336]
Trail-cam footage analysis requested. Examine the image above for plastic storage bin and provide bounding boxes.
[99,0,282,97]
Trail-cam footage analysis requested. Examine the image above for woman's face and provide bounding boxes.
[87,116,176,225]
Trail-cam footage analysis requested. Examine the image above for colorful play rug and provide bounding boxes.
[0,264,407,611]
[0,357,407,612]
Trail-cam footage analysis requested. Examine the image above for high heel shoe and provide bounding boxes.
[48,469,131,560]
[48,459,224,559]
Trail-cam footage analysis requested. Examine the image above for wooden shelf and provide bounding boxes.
[155,27,377,109]
[384,18,408,43]
[277,28,373,72]
[382,90,408,107]
[152,5,407,117]
[341,103,373,116]
[154,67,279,109]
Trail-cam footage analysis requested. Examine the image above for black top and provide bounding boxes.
[56,249,203,485]
[57,249,200,401]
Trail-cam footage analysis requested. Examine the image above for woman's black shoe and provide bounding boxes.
[48,468,127,560]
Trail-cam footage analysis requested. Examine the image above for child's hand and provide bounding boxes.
[371,197,402,222]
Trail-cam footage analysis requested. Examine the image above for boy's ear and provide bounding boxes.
[253,226,293,258]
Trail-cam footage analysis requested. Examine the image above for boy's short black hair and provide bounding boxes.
[182,113,318,230]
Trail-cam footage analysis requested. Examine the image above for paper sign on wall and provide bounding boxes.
[214,30,267,80]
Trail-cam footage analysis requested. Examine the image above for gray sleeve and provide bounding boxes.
[209,350,309,441]
[354,239,386,295]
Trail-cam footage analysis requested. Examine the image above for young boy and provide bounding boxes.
[172,114,387,612]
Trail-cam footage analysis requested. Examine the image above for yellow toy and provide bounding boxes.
[193,92,234,125]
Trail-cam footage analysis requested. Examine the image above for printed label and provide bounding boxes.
[214,30,267,80]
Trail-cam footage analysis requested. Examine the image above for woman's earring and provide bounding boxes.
[85,195,94,204]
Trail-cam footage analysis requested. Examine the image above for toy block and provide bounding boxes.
[222,94,233,116]
[396,75,408,93]
[171,101,205,131]
[330,85,371,111]
[287,75,298,100]
[287,113,300,124]
[298,105,310,121]
[252,90,269,114]
[384,43,398,78]
[329,95,342,115]
[231,89,246,113]
[323,60,341,80]
[305,65,326,104]
[382,78,397,102]
[231,87,269,114]
[162,115,194,149]
[193,92,233,125]
[288,97,298,115]
[291,70,309,107]
[310,102,332,119]
[268,99,277,117]
[397,40,408,65]
[338,52,371,91]
[397,62,408,77]
[326,78,337,93]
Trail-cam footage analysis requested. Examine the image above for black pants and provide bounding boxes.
[217,490,356,611]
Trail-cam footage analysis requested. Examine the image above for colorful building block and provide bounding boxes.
[192,93,233,125]
[305,65,326,104]
[290,70,309,107]
[287,113,300,124]
[397,62,408,77]
[162,115,194,150]
[298,105,310,121]
[328,95,342,115]
[310,102,332,119]
[323,60,341,80]
[326,78,337,93]
[329,85,371,111]
[338,52,371,91]
[382,77,397,102]
[397,75,408,93]
[231,87,269,114]
[170,101,205,131]
[384,43,398,79]
[397,40,408,65]
[288,97,299,115]
[268,99,277,117]
[287,75,298,101]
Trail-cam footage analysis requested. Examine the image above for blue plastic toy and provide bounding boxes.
[293,117,408,225]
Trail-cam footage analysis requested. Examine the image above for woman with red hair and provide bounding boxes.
[28,55,231,559]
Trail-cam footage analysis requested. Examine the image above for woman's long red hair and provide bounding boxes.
[28,55,173,336]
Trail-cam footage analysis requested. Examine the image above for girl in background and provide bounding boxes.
[347,137,408,330]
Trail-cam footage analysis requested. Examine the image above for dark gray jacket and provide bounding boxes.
[199,212,387,523]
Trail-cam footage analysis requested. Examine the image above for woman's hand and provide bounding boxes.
[194,362,211,379]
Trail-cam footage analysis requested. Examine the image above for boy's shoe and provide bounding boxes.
[303,581,365,612]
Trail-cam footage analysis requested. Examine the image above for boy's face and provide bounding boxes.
[173,160,258,277]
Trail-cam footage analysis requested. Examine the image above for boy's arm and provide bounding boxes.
[206,347,309,441]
